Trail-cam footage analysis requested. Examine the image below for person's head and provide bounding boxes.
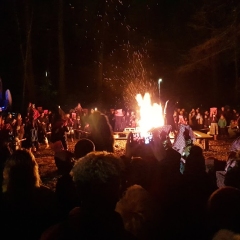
[2,149,40,193]
[54,150,75,175]
[89,112,114,152]
[52,112,63,125]
[208,187,240,233]
[72,113,76,119]
[74,138,95,159]
[225,164,240,190]
[184,145,206,174]
[115,184,158,239]
[71,151,123,211]
[220,114,225,119]
[224,151,240,189]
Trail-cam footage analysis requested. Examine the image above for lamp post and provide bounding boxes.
[158,78,162,103]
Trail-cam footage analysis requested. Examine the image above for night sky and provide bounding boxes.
[0,0,239,112]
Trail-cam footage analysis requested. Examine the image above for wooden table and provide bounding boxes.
[113,130,213,151]
[193,130,213,151]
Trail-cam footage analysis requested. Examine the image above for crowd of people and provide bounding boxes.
[1,102,240,239]
[172,106,240,138]
[0,103,239,153]
[0,102,112,153]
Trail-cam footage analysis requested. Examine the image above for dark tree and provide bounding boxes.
[58,0,65,102]
[14,0,36,109]
[179,0,240,103]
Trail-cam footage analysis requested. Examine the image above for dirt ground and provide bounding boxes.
[35,138,232,191]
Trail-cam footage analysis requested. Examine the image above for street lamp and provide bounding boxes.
[158,78,162,102]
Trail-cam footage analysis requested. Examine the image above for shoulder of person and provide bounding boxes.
[40,208,81,240]
[40,222,66,240]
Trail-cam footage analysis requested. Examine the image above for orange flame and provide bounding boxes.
[136,93,164,137]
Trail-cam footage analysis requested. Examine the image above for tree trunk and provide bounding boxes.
[25,2,35,104]
[210,56,218,105]
[98,42,104,105]
[14,0,35,110]
[58,0,65,102]
[233,8,239,102]
[96,1,107,106]
[234,41,239,102]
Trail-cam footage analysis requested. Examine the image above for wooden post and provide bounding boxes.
[203,139,209,151]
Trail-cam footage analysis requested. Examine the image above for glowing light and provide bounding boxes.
[136,93,164,138]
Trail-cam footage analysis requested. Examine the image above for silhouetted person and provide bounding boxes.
[207,187,240,238]
[88,111,114,152]
[55,150,79,217]
[1,149,60,240]
[51,113,69,150]
[74,138,95,159]
[116,185,160,240]
[181,146,216,240]
[41,152,133,239]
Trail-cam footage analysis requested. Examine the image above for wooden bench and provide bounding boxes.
[113,128,139,140]
[193,130,213,151]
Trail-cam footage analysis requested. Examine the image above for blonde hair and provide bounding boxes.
[71,151,123,205]
[72,151,123,186]
[115,185,157,237]
[2,149,41,192]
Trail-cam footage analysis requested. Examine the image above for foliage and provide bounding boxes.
[179,0,240,73]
